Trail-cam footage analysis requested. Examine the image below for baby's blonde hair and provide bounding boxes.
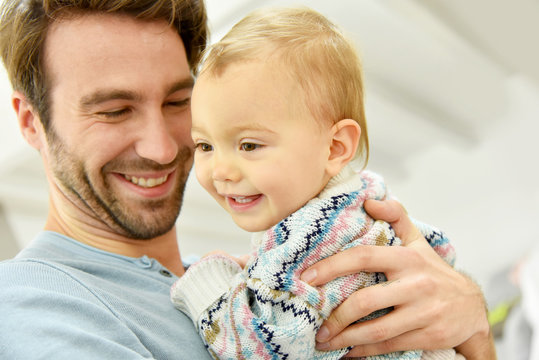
[201,7,369,167]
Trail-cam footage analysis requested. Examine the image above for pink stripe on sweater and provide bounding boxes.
[240,304,272,359]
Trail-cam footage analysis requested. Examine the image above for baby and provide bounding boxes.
[171,7,459,360]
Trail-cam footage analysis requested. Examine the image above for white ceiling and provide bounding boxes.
[1,0,538,291]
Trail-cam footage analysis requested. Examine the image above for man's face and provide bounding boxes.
[41,14,194,239]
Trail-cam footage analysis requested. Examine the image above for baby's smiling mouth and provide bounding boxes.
[232,196,254,204]
[226,194,262,204]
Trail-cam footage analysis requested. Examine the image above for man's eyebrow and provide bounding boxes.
[79,77,195,110]
[167,77,195,95]
[79,89,140,110]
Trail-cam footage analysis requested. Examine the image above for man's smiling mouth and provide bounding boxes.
[123,174,168,188]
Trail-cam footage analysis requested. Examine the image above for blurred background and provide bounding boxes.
[1,0,538,308]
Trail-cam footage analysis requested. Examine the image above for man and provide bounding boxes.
[0,0,494,358]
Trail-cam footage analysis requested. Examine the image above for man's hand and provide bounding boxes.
[300,199,495,359]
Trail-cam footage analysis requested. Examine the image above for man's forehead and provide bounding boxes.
[44,12,178,53]
[42,12,189,92]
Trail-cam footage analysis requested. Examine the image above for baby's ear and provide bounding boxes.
[12,91,45,150]
[326,119,361,177]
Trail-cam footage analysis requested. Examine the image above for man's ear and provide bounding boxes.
[326,119,361,177]
[12,91,45,150]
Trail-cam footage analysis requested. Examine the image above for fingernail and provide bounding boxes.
[316,325,329,342]
[301,269,317,284]
[316,341,330,350]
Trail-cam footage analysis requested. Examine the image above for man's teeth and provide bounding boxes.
[233,196,254,204]
[124,174,168,188]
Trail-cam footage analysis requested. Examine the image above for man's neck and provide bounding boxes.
[44,200,186,276]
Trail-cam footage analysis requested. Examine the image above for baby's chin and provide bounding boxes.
[231,216,281,233]
[233,220,272,233]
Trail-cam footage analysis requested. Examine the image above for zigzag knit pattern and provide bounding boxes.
[171,168,456,360]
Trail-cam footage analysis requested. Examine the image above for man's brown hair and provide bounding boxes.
[0,0,208,131]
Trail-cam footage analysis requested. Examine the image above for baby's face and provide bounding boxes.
[190,60,334,232]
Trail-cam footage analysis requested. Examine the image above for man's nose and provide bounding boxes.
[134,113,179,165]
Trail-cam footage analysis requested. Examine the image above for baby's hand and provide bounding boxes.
[202,250,251,269]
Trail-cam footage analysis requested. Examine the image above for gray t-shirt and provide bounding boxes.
[0,231,212,359]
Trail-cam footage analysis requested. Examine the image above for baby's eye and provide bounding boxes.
[240,143,260,152]
[195,143,213,152]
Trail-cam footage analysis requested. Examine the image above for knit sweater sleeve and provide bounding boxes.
[170,255,242,324]
[172,191,365,360]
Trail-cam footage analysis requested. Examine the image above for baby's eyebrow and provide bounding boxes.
[190,124,206,134]
[192,123,277,135]
[230,124,277,134]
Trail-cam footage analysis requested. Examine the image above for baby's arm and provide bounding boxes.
[171,193,373,359]
[171,236,351,359]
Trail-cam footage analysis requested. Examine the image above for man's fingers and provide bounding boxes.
[315,279,413,344]
[364,199,422,246]
[363,199,403,223]
[317,304,431,353]
[302,199,430,287]
[344,329,429,357]
[301,245,414,286]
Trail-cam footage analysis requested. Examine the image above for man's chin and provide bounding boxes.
[116,217,177,240]
[106,200,181,240]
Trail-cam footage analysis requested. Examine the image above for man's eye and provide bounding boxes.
[166,98,190,108]
[196,143,213,152]
[240,143,260,152]
[96,108,130,119]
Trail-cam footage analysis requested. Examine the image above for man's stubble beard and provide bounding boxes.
[47,128,193,240]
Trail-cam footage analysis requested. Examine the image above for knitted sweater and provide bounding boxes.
[171,167,459,359]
